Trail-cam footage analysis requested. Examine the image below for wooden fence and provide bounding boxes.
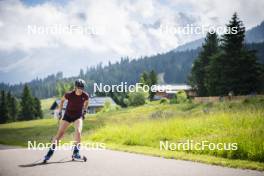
[193,95,264,103]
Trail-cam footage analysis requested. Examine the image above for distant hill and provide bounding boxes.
[174,38,204,52]
[1,41,263,99]
[245,21,264,43]
[0,49,200,98]
[246,42,264,64]
[1,22,264,98]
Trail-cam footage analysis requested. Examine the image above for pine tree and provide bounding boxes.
[209,13,260,95]
[139,70,158,100]
[220,12,245,94]
[222,13,245,57]
[0,90,8,123]
[79,69,85,78]
[33,97,43,119]
[189,32,219,96]
[20,85,35,120]
[259,65,264,93]
[9,96,18,121]
[206,52,225,95]
[149,70,158,100]
[139,71,149,85]
[6,91,13,121]
[2,91,19,122]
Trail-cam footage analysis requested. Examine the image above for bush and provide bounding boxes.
[177,90,188,103]
[169,96,178,104]
[130,92,146,106]
[125,91,146,106]
[124,86,147,107]
[160,98,169,104]
[100,100,121,113]
[170,90,188,104]
[123,98,130,106]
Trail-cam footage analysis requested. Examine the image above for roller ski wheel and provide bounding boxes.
[72,154,87,162]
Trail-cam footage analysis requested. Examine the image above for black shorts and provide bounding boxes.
[62,113,81,123]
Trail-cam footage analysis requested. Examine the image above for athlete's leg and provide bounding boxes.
[44,119,70,161]
[72,118,83,157]
[52,119,71,143]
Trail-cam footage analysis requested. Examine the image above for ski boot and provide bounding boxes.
[72,145,87,162]
[43,143,56,163]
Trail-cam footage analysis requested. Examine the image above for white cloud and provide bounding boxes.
[168,0,264,29]
[0,0,263,83]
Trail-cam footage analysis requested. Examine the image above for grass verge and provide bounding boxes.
[0,97,264,171]
[102,142,264,171]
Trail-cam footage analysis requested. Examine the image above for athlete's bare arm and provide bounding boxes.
[58,95,66,112]
[83,99,89,112]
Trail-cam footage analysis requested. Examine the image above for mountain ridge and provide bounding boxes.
[1,21,264,98]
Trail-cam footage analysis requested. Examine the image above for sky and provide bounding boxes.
[0,0,264,84]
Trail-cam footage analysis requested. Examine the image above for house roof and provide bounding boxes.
[50,96,116,110]
[89,97,116,107]
[152,84,192,93]
[50,99,68,110]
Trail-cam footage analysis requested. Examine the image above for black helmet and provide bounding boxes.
[75,79,86,89]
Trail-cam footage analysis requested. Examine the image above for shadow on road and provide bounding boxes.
[19,158,84,167]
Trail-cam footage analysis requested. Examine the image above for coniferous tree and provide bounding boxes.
[149,70,158,100]
[139,70,157,100]
[6,91,13,121]
[206,52,225,95]
[139,71,149,85]
[19,85,35,120]
[259,65,264,93]
[9,96,18,121]
[56,81,73,97]
[33,97,43,119]
[6,91,19,122]
[189,32,219,96]
[0,90,8,123]
[79,69,85,79]
[208,13,260,95]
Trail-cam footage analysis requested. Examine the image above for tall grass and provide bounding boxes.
[89,98,264,162]
[0,97,263,163]
[41,97,56,118]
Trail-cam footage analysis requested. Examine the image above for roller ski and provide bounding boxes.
[72,145,87,162]
[72,153,87,162]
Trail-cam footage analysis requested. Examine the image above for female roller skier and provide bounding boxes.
[43,79,89,163]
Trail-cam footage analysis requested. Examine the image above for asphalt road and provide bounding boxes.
[0,145,263,176]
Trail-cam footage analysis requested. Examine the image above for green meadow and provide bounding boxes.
[0,97,264,170]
